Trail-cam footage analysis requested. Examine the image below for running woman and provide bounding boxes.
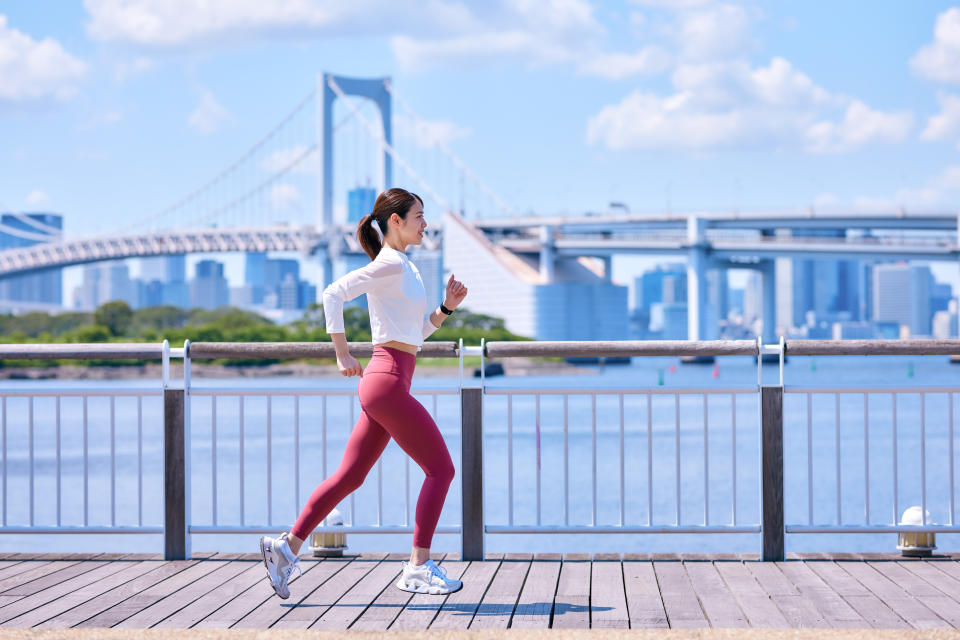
[259,187,468,598]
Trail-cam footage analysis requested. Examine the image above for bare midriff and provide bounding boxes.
[379,340,419,355]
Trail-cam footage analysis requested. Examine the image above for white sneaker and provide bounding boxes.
[395,559,463,595]
[259,532,301,599]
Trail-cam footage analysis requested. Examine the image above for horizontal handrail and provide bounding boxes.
[0,343,165,359]
[188,341,459,359]
[484,340,758,357]
[785,339,960,356]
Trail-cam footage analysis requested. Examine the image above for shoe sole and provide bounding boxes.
[259,536,290,600]
[395,578,463,595]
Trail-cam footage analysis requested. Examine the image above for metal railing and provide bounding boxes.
[0,338,957,562]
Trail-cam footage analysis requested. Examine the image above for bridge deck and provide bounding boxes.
[0,552,958,630]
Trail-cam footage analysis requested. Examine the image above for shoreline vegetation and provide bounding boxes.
[0,301,591,378]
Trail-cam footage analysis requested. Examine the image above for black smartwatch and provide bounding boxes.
[439,303,454,315]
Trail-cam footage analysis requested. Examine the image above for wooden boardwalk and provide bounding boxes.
[0,552,958,629]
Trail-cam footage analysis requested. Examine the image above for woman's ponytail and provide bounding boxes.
[356,188,424,261]
[357,214,383,260]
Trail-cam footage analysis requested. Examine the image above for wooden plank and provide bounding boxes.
[193,558,322,628]
[870,562,960,627]
[312,554,398,629]
[653,561,708,629]
[550,559,590,629]
[272,556,383,629]
[0,561,31,579]
[469,558,529,629]
[154,562,267,628]
[838,561,951,628]
[389,560,468,630]
[0,597,22,609]
[507,558,560,629]
[589,560,629,629]
[113,560,250,628]
[430,560,500,630]
[776,561,863,628]
[349,554,417,630]
[928,559,960,584]
[900,560,960,603]
[714,561,789,628]
[35,561,193,628]
[684,561,748,628]
[0,561,131,625]
[233,558,348,629]
[622,561,668,629]
[745,562,827,628]
[805,561,908,628]
[2,561,162,628]
[0,561,79,595]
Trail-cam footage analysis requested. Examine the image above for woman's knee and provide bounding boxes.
[429,454,455,485]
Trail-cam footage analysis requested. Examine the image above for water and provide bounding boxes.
[0,354,957,555]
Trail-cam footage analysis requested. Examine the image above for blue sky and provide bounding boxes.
[1,1,960,296]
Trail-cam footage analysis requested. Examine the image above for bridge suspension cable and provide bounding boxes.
[384,79,517,219]
[327,76,453,213]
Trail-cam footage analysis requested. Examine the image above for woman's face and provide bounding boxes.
[391,199,427,247]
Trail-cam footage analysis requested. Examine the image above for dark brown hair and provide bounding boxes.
[357,188,424,260]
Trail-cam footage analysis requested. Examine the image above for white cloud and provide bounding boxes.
[0,15,87,103]
[25,190,49,206]
[911,8,960,84]
[77,109,123,132]
[630,0,711,7]
[675,3,750,61]
[260,145,318,174]
[841,165,960,211]
[270,183,300,210]
[577,45,671,80]
[114,56,155,82]
[921,92,960,146]
[805,100,913,154]
[188,91,230,134]
[394,114,472,148]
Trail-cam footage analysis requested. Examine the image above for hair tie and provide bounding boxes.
[370,216,384,242]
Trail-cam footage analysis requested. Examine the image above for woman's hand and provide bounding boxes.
[337,352,363,377]
[443,273,468,310]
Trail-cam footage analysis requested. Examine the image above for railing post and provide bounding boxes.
[460,385,484,560]
[761,385,784,561]
[164,387,190,560]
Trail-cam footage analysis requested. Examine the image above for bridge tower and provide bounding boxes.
[317,72,393,230]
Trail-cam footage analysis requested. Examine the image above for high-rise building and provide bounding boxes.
[244,253,267,304]
[76,261,136,310]
[347,186,377,223]
[0,212,63,306]
[191,259,229,310]
[873,264,932,337]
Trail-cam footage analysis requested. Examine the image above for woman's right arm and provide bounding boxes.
[322,256,402,377]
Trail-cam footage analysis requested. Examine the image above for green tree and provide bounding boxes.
[94,301,134,336]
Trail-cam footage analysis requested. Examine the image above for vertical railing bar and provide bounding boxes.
[647,392,652,527]
[563,394,569,526]
[703,394,709,527]
[405,457,411,527]
[675,393,680,526]
[508,394,514,527]
[211,396,218,527]
[321,395,328,477]
[83,396,88,527]
[731,393,737,526]
[137,395,142,528]
[807,393,813,525]
[377,457,383,527]
[267,395,273,526]
[536,393,541,527]
[110,396,115,528]
[239,396,245,526]
[56,396,62,527]
[28,396,34,527]
[950,392,955,527]
[864,392,869,525]
[892,392,898,527]
[835,393,841,526]
[619,393,625,527]
[2,396,6,527]
[294,395,300,517]
[921,392,927,526]
[592,393,597,527]
[349,399,355,525]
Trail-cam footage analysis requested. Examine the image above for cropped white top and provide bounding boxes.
[322,246,439,349]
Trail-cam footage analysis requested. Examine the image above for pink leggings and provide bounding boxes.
[290,346,455,548]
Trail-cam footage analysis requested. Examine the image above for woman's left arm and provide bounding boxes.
[423,274,468,337]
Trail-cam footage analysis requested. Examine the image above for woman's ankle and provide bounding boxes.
[410,546,430,566]
[286,533,304,556]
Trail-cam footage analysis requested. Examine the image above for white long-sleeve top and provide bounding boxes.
[322,246,439,349]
